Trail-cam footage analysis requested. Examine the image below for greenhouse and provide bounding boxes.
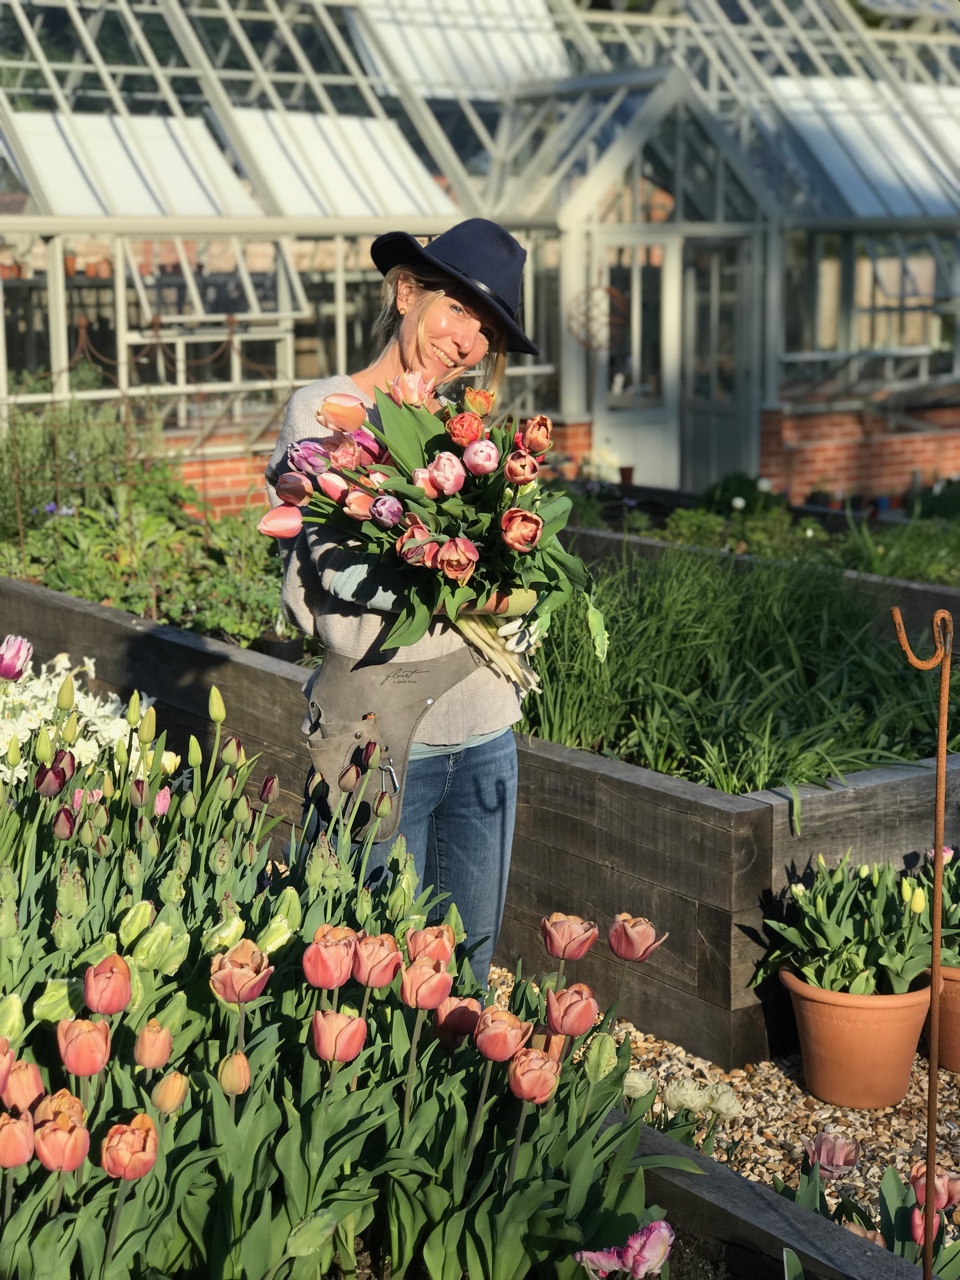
[0,0,959,497]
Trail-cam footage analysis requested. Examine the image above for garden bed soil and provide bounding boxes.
[3,574,956,1070]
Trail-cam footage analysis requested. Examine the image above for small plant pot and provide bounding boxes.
[933,964,960,1072]
[780,966,931,1108]
[256,633,303,662]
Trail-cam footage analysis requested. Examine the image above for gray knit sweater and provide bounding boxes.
[264,375,522,745]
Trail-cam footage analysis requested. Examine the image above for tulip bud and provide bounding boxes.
[202,914,245,954]
[123,849,142,889]
[135,1018,173,1070]
[33,979,83,1023]
[76,932,118,967]
[354,886,372,928]
[137,706,156,745]
[60,712,79,746]
[53,913,82,953]
[118,901,156,947]
[209,687,226,724]
[100,772,115,799]
[218,1052,250,1096]
[0,995,24,1044]
[127,959,145,1013]
[374,791,393,818]
[36,727,53,765]
[157,931,190,977]
[57,673,75,712]
[161,992,188,1035]
[5,736,19,768]
[78,819,96,849]
[911,887,926,914]
[132,920,173,971]
[583,1032,619,1085]
[187,736,203,769]
[209,839,233,877]
[233,796,251,828]
[221,737,241,766]
[362,741,380,770]
[441,902,467,946]
[181,791,197,819]
[273,886,302,932]
[60,867,87,917]
[338,764,360,793]
[91,804,109,832]
[858,863,870,878]
[902,877,914,904]
[152,1070,189,1114]
[126,692,141,727]
[258,775,280,805]
[94,834,112,859]
[159,869,185,906]
[218,776,236,802]
[256,914,293,955]
[0,898,17,941]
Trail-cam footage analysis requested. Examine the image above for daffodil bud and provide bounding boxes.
[36,727,53,765]
[118,899,156,947]
[911,887,926,914]
[138,706,157,745]
[60,712,79,745]
[132,919,173,971]
[201,914,245,954]
[583,1032,619,1084]
[0,993,25,1043]
[56,673,75,712]
[33,978,83,1023]
[5,736,20,768]
[209,686,226,724]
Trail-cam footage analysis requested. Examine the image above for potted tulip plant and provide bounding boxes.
[754,855,945,1108]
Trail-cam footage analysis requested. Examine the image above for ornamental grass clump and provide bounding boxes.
[0,634,686,1280]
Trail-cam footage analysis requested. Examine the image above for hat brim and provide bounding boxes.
[371,231,539,357]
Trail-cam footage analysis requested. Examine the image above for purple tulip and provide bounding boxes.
[35,765,67,799]
[0,635,32,682]
[370,495,404,529]
[287,440,330,476]
[52,749,76,782]
[52,807,76,841]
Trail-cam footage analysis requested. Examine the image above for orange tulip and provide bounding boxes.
[34,1089,84,1127]
[84,953,132,1015]
[473,1008,533,1062]
[311,1010,367,1063]
[399,959,454,1011]
[57,1019,110,1077]
[217,1052,251,1096]
[2,1059,45,1112]
[546,983,599,1038]
[0,1111,34,1167]
[151,1071,189,1115]
[352,933,402,988]
[302,925,358,990]
[406,924,455,965]
[209,938,274,1005]
[540,912,598,961]
[508,1047,561,1105]
[101,1114,157,1180]
[433,997,482,1050]
[134,1019,173,1070]
[35,1111,89,1172]
[608,914,668,963]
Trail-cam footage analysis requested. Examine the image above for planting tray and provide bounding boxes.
[3,575,956,1069]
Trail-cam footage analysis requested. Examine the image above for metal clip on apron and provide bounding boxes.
[304,647,480,844]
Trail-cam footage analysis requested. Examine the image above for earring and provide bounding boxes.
[398,307,406,316]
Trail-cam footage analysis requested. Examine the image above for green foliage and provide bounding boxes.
[523,550,947,793]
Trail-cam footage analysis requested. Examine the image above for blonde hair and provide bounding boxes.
[373,264,508,391]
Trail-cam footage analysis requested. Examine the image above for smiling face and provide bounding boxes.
[396,274,499,387]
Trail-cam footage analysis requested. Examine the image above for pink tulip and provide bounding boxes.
[0,1040,12,1098]
[0,1113,34,1168]
[462,439,500,475]
[909,1160,960,1209]
[316,393,368,432]
[209,939,274,1005]
[388,371,434,408]
[353,933,403,988]
[2,1059,44,1111]
[802,1132,861,1181]
[530,1024,567,1062]
[399,959,454,1010]
[426,452,466,496]
[406,925,456,965]
[57,1020,111,1078]
[473,1008,532,1062]
[396,515,441,569]
[844,1222,887,1248]
[84,954,132,1015]
[608,915,668,963]
[311,1010,367,1063]
[258,505,303,538]
[153,785,171,817]
[275,472,314,506]
[433,997,482,1049]
[546,983,598,1037]
[575,1221,675,1279]
[507,1048,561,1105]
[34,1090,84,1127]
[911,1205,939,1248]
[0,635,32,682]
[540,912,599,961]
[411,468,441,500]
[302,925,358,990]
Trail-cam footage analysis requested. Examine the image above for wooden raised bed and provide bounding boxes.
[2,575,954,1069]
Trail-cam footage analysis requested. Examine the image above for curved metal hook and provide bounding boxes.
[891,606,954,671]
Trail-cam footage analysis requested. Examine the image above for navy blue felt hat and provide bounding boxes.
[371,218,539,357]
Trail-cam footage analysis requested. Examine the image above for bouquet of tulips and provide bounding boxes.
[260,376,607,692]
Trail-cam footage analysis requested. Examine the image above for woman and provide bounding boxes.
[265,218,540,984]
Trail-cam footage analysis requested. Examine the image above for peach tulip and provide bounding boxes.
[426,452,466,497]
[396,515,441,568]
[84,953,132,1016]
[35,1111,89,1173]
[353,933,403,988]
[317,392,368,432]
[844,1222,887,1248]
[209,938,274,1005]
[275,472,314,506]
[503,450,539,485]
[411,468,441,500]
[302,924,357,990]
[540,912,599,961]
[217,1052,251,1096]
[57,1019,111,1078]
[517,414,552,455]
[34,1090,85,1127]
[311,1010,367,1063]
[910,1160,960,1209]
[101,1114,157,1180]
[434,997,482,1050]
[436,537,479,584]
[343,488,375,521]
[0,1112,34,1168]
[608,914,668,963]
[2,1059,45,1111]
[258,505,303,538]
[406,924,455,965]
[500,507,543,554]
[399,959,454,1011]
[473,1008,533,1062]
[0,1038,13,1097]
[152,1071,189,1115]
[530,1024,567,1063]
[388,370,434,408]
[508,1048,561,1105]
[134,1019,173,1070]
[318,471,350,503]
[546,983,599,1038]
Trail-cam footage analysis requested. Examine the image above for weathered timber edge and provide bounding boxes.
[2,575,953,1068]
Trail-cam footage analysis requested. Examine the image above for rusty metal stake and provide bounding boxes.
[893,607,953,1280]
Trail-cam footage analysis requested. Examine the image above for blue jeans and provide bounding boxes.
[367,730,518,986]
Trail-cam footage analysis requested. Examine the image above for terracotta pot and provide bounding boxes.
[933,964,960,1072]
[780,966,930,1108]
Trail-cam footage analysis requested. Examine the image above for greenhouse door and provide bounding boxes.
[589,231,682,489]
[680,237,756,492]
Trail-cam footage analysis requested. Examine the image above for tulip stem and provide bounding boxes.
[464,1057,494,1171]
[402,1008,427,1133]
[617,958,628,1006]
[102,1180,131,1277]
[2,1169,12,1223]
[555,958,566,992]
[50,1172,64,1218]
[505,1101,531,1192]
[237,1005,246,1056]
[358,987,372,1024]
